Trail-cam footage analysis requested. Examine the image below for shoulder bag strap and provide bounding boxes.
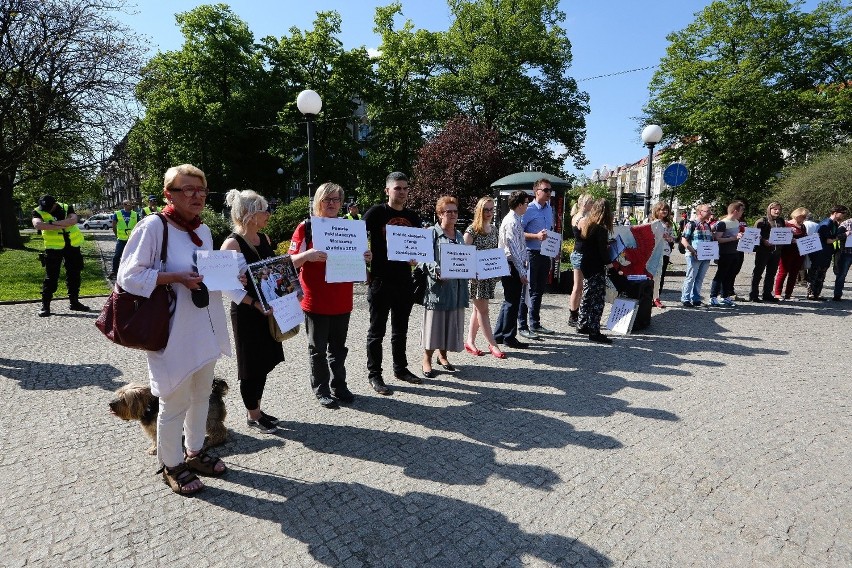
[156,213,169,267]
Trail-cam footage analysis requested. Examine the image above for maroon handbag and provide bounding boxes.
[95,214,176,350]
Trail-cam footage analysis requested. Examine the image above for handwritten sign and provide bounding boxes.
[796,233,822,256]
[268,291,304,333]
[696,241,719,261]
[386,226,434,262]
[325,252,367,283]
[540,230,562,258]
[475,248,510,279]
[310,216,367,254]
[737,228,761,253]
[195,250,241,291]
[606,298,637,334]
[769,227,793,245]
[439,243,476,279]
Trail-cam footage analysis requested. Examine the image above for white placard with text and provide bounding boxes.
[269,291,304,332]
[439,243,476,279]
[540,230,562,258]
[386,226,434,262]
[737,228,761,253]
[769,227,793,245]
[475,248,510,279]
[195,250,242,291]
[606,298,637,335]
[696,241,720,260]
[796,233,822,256]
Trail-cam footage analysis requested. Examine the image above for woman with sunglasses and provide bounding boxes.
[221,189,284,434]
[463,197,505,359]
[117,164,230,495]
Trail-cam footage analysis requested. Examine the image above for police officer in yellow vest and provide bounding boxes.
[109,199,139,279]
[31,195,90,317]
[344,201,361,220]
[141,195,159,217]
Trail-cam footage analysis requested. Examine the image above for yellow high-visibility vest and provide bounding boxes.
[114,210,139,240]
[36,204,83,249]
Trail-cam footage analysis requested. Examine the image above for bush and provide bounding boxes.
[201,206,231,249]
[267,196,310,245]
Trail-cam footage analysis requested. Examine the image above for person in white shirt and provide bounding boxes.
[492,191,532,349]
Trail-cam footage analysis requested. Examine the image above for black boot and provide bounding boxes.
[69,298,91,311]
[567,309,579,327]
[38,302,51,317]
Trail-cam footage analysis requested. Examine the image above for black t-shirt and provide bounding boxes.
[364,202,423,281]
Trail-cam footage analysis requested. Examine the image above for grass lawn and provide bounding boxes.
[0,234,111,302]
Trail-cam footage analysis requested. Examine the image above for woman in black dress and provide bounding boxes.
[221,189,284,433]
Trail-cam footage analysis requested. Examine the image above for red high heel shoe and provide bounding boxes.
[489,345,507,359]
[464,342,484,356]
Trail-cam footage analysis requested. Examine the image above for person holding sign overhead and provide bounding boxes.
[680,204,714,307]
[463,197,505,359]
[774,207,809,300]
[418,196,470,378]
[289,183,371,408]
[220,189,284,434]
[363,172,424,394]
[518,178,556,339]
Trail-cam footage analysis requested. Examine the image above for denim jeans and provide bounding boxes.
[834,252,852,299]
[681,254,711,303]
[518,251,550,330]
[494,264,522,342]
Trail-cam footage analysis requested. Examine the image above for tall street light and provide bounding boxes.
[296,89,322,208]
[641,124,663,219]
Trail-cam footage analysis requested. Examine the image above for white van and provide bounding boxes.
[82,213,112,230]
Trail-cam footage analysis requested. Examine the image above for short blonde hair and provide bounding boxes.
[435,195,458,216]
[225,189,268,234]
[790,207,809,220]
[312,182,344,216]
[163,164,206,190]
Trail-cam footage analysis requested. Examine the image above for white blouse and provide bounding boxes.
[117,215,231,398]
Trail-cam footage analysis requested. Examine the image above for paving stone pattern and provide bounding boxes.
[1,235,850,567]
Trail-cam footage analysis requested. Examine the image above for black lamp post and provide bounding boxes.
[297,89,322,210]
[641,124,663,219]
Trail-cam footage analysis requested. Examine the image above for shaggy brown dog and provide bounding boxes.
[109,379,229,454]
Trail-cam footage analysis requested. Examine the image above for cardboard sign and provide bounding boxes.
[439,243,476,279]
[606,298,637,334]
[475,248,510,279]
[386,226,434,262]
[796,233,822,256]
[769,227,793,245]
[540,230,562,258]
[696,241,719,260]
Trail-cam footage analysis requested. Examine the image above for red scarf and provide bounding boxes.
[162,204,203,246]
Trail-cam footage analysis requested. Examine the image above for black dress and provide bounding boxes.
[229,233,284,385]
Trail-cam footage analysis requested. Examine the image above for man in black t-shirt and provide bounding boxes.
[363,172,423,394]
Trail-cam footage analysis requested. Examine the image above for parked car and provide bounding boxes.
[82,213,112,230]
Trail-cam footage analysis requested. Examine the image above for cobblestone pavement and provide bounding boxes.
[1,234,850,567]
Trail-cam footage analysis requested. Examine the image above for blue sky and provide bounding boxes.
[117,0,819,180]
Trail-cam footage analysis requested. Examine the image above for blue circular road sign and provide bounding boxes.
[663,163,689,187]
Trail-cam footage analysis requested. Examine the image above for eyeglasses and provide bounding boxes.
[442,210,459,215]
[322,197,342,204]
[172,185,209,197]
[538,187,553,193]
[482,207,494,212]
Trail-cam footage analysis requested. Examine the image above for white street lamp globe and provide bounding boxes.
[297,89,322,115]
[276,167,284,175]
[641,124,663,145]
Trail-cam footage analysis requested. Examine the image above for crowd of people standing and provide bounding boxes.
[84,163,849,496]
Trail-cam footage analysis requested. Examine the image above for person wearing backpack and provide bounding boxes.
[680,205,714,307]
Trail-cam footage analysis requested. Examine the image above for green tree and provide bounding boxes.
[130,4,274,206]
[771,144,852,217]
[433,0,589,174]
[0,0,145,248]
[644,0,852,213]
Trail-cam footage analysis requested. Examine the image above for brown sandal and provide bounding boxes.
[185,449,226,477]
[160,463,203,495]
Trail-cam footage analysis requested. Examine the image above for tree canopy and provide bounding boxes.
[644,0,852,213]
[771,143,852,217]
[0,0,145,248]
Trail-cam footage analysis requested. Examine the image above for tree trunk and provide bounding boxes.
[0,173,24,249]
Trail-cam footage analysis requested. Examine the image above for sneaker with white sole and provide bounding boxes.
[709,297,720,307]
[247,415,278,433]
[721,298,736,307]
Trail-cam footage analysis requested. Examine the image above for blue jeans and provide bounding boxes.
[834,252,852,299]
[681,254,711,303]
[518,250,549,330]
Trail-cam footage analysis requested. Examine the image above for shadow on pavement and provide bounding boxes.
[199,470,613,567]
[0,356,123,391]
[277,423,561,489]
